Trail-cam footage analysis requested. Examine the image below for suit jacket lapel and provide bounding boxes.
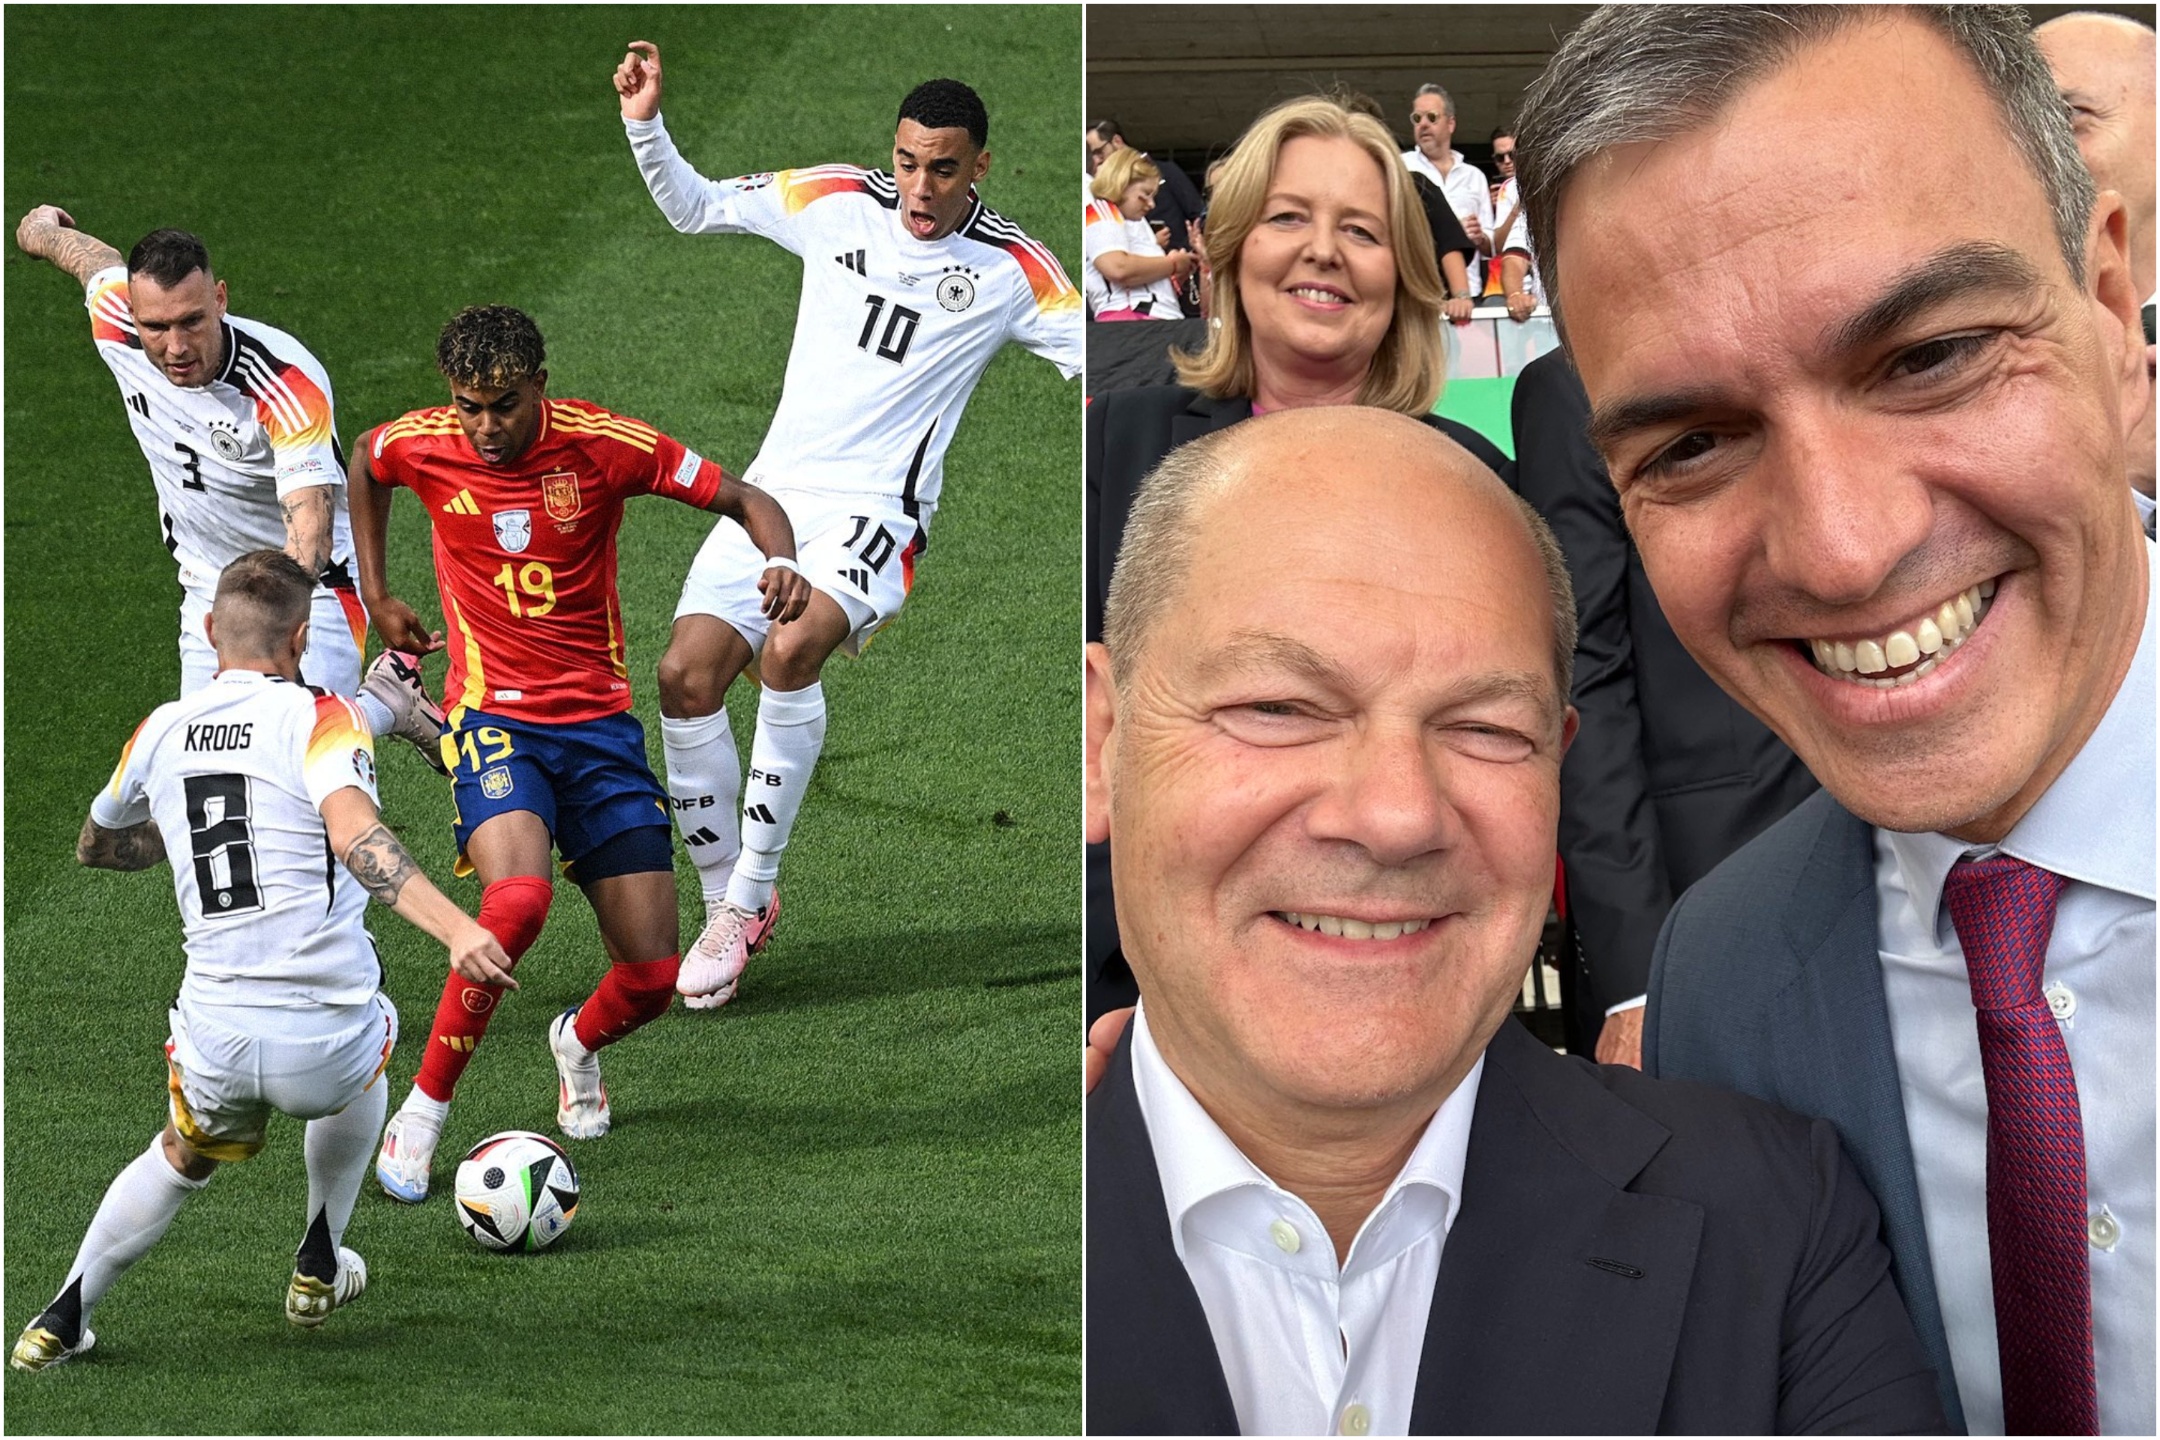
[1759,800,1965,1432]
[1412,1021,1704,1434]
[1085,1028,1240,1435]
[1170,392,1250,450]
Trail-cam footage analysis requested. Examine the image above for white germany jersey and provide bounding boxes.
[90,670,382,1008]
[85,266,355,593]
[627,116,1082,523]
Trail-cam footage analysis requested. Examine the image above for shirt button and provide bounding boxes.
[2089,1205,2121,1252]
[1339,1402,1371,1435]
[2046,982,2076,1021]
[1269,1219,1301,1254]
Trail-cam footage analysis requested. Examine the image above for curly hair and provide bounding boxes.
[436,305,547,390]
[898,78,988,148]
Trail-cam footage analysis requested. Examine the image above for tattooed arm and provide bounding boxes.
[17,206,125,286]
[317,787,518,987]
[77,813,167,871]
[280,485,336,579]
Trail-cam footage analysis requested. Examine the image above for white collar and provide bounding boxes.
[1130,1001,1482,1277]
[1884,535,2157,919]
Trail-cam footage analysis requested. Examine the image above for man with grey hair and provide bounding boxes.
[2036,9,2156,522]
[1401,83,1493,289]
[1085,406,1942,1435]
[1517,6,2153,1432]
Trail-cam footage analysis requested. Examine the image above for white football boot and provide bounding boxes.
[359,649,450,775]
[549,1009,611,1140]
[285,1247,367,1328]
[679,890,779,1009]
[375,1107,439,1203]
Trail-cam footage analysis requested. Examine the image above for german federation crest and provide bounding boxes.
[542,471,581,522]
[492,509,533,553]
[937,272,976,312]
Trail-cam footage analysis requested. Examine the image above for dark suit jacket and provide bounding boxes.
[1083,385,1516,1022]
[1088,1017,1947,1435]
[1644,789,1966,1433]
[1512,351,1818,1028]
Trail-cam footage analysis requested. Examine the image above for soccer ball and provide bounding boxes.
[454,1130,580,1252]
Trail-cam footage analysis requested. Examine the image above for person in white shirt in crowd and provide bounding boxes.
[1086,148,1197,321]
[1486,127,1542,324]
[1399,83,1493,291]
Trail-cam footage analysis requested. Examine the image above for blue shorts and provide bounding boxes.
[445,710,671,876]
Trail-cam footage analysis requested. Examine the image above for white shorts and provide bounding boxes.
[675,492,925,657]
[178,583,367,698]
[163,993,398,1162]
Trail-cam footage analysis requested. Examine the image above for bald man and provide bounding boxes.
[1083,407,1942,1436]
[2040,10,2157,512]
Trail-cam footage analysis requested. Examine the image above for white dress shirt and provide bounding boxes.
[1876,537,2156,1436]
[1399,147,1493,291]
[1130,1003,1482,1436]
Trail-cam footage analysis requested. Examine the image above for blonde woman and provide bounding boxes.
[1085,94,1511,1021]
[1085,148,1196,320]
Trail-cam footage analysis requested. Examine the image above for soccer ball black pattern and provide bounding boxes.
[453,1130,580,1252]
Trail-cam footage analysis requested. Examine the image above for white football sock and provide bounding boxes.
[727,682,827,913]
[662,709,742,905]
[353,692,397,738]
[57,1134,209,1329]
[398,1087,450,1127]
[305,1081,387,1254]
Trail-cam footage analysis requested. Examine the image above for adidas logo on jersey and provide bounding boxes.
[442,489,480,516]
[834,249,866,275]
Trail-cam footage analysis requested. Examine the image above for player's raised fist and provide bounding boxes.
[15,204,76,257]
[615,40,663,122]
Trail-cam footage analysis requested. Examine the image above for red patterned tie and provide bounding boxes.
[1943,855,2097,1436]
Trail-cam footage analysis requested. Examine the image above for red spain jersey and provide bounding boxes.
[366,399,725,724]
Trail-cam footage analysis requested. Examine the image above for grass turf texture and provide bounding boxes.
[4,7,1080,1432]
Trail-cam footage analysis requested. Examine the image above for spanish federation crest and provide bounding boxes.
[492,509,533,553]
[481,766,514,800]
[936,272,976,313]
[542,470,581,522]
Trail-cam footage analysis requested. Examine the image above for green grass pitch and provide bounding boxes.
[4,7,1079,1432]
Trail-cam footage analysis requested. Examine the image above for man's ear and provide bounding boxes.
[972,148,991,185]
[1557,704,1580,761]
[1085,643,1118,846]
[2083,192,2145,443]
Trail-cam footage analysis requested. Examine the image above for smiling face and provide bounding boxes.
[449,372,548,466]
[1087,411,1573,1123]
[1559,14,2148,842]
[893,119,989,241]
[129,267,227,388]
[1238,135,1398,394]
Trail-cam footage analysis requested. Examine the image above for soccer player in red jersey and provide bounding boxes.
[347,305,810,1201]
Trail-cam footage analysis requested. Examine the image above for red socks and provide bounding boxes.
[413,875,553,1103]
[575,955,682,1051]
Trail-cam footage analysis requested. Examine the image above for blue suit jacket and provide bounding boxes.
[1644,788,1967,1433]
